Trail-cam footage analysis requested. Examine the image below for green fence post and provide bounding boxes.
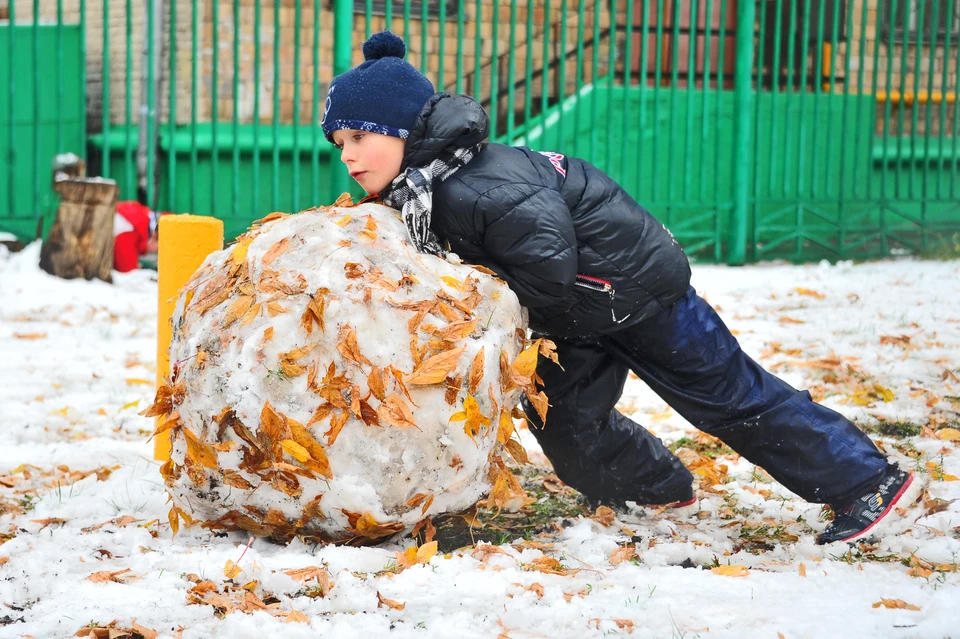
[727,0,754,265]
[331,0,353,198]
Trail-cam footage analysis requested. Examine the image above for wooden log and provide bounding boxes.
[39,178,118,283]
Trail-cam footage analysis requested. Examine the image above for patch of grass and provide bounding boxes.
[917,232,960,260]
[667,436,735,460]
[425,467,591,552]
[861,420,923,438]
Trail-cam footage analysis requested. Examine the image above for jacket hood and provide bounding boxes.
[401,93,490,171]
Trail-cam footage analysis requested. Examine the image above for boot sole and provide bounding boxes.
[833,472,924,544]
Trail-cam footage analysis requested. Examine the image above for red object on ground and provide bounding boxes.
[114,201,151,272]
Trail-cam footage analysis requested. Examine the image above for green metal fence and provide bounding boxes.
[2,0,960,262]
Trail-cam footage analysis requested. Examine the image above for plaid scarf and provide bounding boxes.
[382,144,482,256]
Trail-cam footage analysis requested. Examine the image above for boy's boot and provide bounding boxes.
[816,464,923,545]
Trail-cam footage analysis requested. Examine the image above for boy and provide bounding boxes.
[321,31,921,545]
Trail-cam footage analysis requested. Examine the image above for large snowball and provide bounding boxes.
[154,200,538,544]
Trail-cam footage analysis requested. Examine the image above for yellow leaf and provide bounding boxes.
[124,378,153,386]
[280,439,311,463]
[335,215,352,227]
[711,565,750,577]
[793,287,826,299]
[120,399,141,410]
[873,384,895,402]
[511,340,541,379]
[440,276,463,290]
[288,418,334,479]
[286,609,310,624]
[232,236,253,265]
[935,428,960,442]
[224,559,242,579]
[415,541,439,564]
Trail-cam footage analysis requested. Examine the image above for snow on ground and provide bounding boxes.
[0,244,958,639]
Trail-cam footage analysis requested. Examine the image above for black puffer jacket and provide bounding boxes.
[401,93,691,338]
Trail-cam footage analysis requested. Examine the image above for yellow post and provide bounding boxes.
[154,214,224,461]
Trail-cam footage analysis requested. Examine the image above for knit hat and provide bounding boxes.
[321,31,435,143]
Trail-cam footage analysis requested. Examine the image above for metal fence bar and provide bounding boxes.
[954,28,960,199]
[938,0,956,200]
[56,0,64,155]
[605,0,613,172]
[506,0,517,141]
[620,0,633,184]
[312,0,320,204]
[782,0,797,198]
[921,0,939,249]
[639,0,650,194]
[880,0,899,207]
[795,0,812,201]
[420,0,428,74]
[272,0,280,210]
[102,0,111,178]
[212,0,220,214]
[752,0,766,257]
[894,0,912,200]
[652,0,664,202]
[836,0,852,252]
[728,0,753,264]
[524,0,534,132]
[332,0,352,197]
[124,0,134,201]
[700,0,714,204]
[6,2,14,222]
[293,0,303,209]
[854,0,871,199]
[475,0,483,101]
[909,0,928,200]
[809,0,826,198]
[456,0,465,94]
[667,0,681,210]
[590,0,600,165]
[168,0,177,211]
[254,0,262,214]
[78,0,86,163]
[682,0,696,200]
[232,0,240,218]
[573,0,585,158]
[438,0,447,91]
[33,1,40,228]
[190,0,198,213]
[146,0,157,211]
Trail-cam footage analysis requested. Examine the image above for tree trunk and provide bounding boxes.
[39,178,118,283]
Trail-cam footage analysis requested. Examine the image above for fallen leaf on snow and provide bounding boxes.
[872,598,921,611]
[711,565,750,577]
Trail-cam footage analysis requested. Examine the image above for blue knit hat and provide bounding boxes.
[321,31,435,143]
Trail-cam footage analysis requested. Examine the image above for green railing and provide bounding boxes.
[2,0,960,262]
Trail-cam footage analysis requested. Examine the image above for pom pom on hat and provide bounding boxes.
[362,31,406,61]
[322,31,435,143]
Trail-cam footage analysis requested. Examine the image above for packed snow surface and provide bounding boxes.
[1,242,958,639]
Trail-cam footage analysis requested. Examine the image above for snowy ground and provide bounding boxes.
[1,243,958,639]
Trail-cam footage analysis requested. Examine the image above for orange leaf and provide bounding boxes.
[406,347,466,385]
[872,598,921,611]
[468,347,485,395]
[376,592,405,610]
[711,565,750,577]
[377,394,418,429]
[261,237,290,265]
[337,326,373,368]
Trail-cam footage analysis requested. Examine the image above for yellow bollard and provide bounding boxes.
[154,214,224,461]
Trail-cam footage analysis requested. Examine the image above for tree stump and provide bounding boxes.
[39,178,118,283]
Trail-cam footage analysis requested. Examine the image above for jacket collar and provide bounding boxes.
[400,93,490,172]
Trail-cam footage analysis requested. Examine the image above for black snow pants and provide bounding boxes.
[521,287,890,507]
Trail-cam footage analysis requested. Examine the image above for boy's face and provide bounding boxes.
[331,129,406,195]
